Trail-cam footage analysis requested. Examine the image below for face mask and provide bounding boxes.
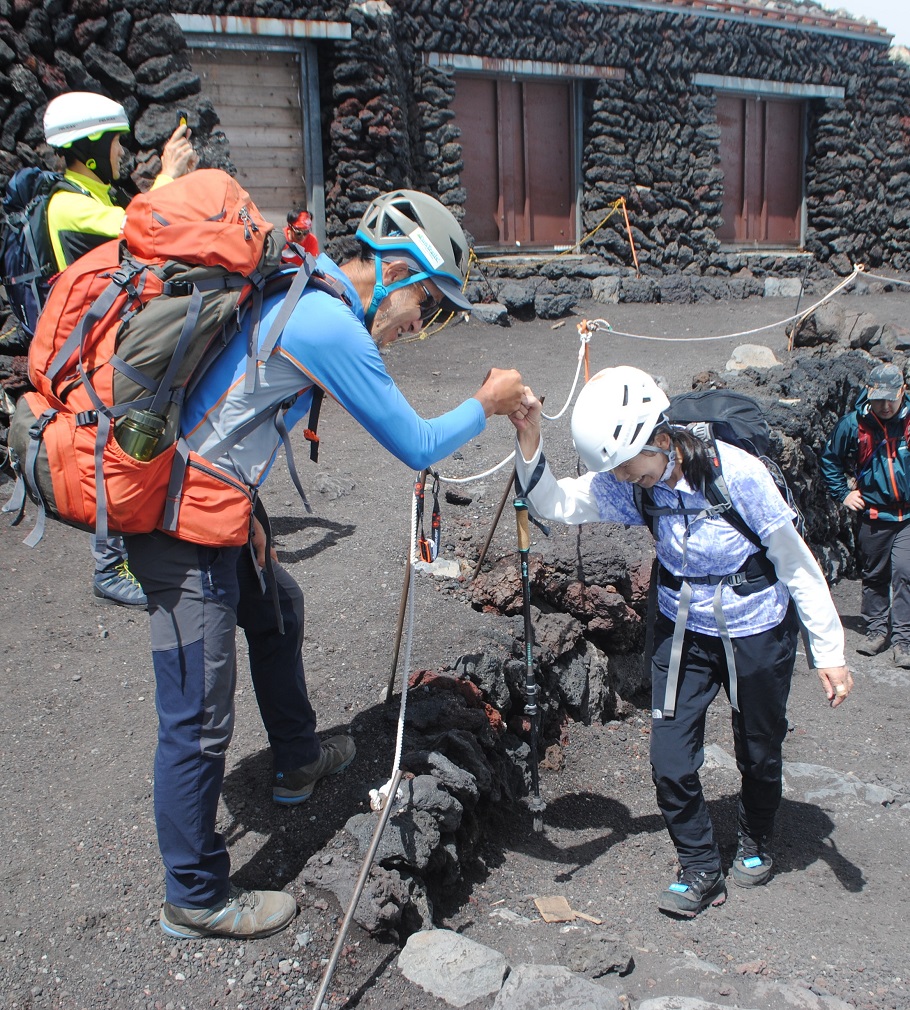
[659,453,677,484]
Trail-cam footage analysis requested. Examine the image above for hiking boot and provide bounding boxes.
[658,868,726,918]
[856,633,888,656]
[893,644,910,669]
[730,832,773,888]
[160,885,296,939]
[273,735,356,805]
[93,561,147,607]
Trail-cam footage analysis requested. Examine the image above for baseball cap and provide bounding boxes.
[867,363,905,400]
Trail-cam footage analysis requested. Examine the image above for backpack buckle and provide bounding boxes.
[164,280,193,297]
[724,572,747,587]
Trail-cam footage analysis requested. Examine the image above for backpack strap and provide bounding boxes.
[250,496,286,635]
[245,254,321,394]
[147,273,247,417]
[657,553,776,717]
[304,386,324,463]
[3,409,57,546]
[634,438,763,549]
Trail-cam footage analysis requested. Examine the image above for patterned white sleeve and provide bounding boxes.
[763,521,846,668]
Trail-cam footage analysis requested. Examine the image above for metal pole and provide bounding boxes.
[472,465,516,580]
[472,394,545,581]
[514,498,545,833]
[311,768,404,1010]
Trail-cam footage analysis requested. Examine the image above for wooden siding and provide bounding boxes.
[189,48,307,230]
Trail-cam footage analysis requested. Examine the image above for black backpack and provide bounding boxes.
[633,388,804,546]
[1,168,86,338]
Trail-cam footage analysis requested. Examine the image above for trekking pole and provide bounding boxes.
[515,496,545,833]
[473,397,544,580]
[311,768,404,1010]
[385,469,428,704]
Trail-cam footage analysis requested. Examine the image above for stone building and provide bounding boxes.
[2,0,910,320]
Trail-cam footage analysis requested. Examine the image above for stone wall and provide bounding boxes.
[3,0,910,314]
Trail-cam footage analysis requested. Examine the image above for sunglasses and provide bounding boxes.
[412,278,441,322]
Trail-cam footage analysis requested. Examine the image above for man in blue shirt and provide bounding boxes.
[125,190,524,940]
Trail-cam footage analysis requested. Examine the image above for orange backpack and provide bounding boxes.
[6,169,341,549]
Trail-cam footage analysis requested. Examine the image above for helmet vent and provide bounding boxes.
[630,421,645,446]
[621,383,630,407]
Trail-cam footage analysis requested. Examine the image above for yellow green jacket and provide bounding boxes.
[47,169,172,271]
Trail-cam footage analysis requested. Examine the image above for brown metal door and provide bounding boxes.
[716,93,803,246]
[764,100,803,244]
[524,81,574,244]
[452,77,500,243]
[717,95,746,242]
[452,75,575,247]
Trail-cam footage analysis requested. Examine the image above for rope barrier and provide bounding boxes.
[429,261,910,485]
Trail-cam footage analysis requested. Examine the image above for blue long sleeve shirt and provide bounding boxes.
[181,255,486,486]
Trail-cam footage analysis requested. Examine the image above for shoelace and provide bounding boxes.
[115,561,143,587]
[227,886,258,911]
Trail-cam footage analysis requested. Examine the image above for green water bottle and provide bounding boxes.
[115,408,166,461]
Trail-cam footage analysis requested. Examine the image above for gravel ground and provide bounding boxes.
[1,287,909,1009]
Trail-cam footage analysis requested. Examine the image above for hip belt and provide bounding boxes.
[657,552,779,717]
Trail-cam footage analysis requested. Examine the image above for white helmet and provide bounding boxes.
[44,92,130,148]
[571,366,670,472]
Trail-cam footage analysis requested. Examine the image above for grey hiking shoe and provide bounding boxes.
[658,868,726,918]
[856,632,888,656]
[730,832,773,888]
[273,735,356,805]
[93,561,147,607]
[160,885,296,939]
[894,644,910,669]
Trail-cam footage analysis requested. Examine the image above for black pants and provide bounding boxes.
[857,515,910,646]
[649,604,798,874]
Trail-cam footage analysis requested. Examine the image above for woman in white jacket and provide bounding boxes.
[509,366,853,918]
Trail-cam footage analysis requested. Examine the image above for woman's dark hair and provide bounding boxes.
[651,422,714,490]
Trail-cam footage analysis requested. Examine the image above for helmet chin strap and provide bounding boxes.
[364,256,433,328]
[70,135,115,186]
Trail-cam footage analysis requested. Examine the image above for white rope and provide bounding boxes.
[601,266,861,343]
[861,270,910,289]
[432,261,908,487]
[439,449,515,484]
[369,479,419,811]
[541,336,587,421]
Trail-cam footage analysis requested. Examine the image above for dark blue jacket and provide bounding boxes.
[821,390,910,521]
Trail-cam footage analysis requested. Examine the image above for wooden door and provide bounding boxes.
[716,94,803,246]
[190,48,307,230]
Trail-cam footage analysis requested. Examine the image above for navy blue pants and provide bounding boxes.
[126,532,320,908]
[649,604,798,875]
[857,516,910,646]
